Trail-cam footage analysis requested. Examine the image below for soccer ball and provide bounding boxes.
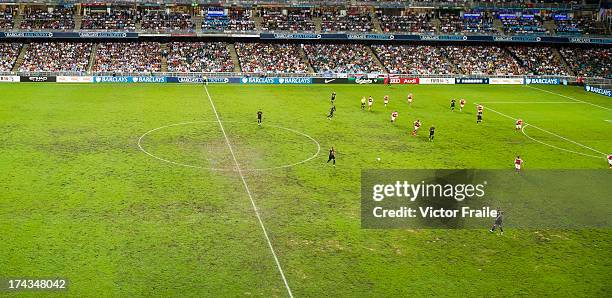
[377,157,381,161]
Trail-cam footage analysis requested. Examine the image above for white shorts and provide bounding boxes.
[414,126,420,131]
[516,124,522,129]
[391,116,396,121]
[515,164,521,170]
[460,104,465,108]
[608,159,612,166]
[368,103,373,106]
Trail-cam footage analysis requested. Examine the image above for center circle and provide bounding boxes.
[138,121,321,171]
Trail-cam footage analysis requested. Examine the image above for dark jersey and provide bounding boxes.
[450,100,456,107]
[329,149,335,158]
[429,127,435,135]
[257,111,263,119]
[331,94,336,101]
[494,213,503,225]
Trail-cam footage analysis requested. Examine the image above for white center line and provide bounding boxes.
[204,85,294,298]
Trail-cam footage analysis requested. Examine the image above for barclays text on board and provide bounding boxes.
[585,85,612,97]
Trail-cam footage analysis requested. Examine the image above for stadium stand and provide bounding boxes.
[507,46,568,76]
[260,8,315,32]
[439,11,465,33]
[235,43,308,74]
[498,12,549,35]
[321,9,374,33]
[167,42,234,72]
[0,43,21,72]
[20,7,75,30]
[81,8,140,31]
[302,44,384,74]
[372,45,454,74]
[19,42,91,72]
[202,8,255,32]
[559,47,611,78]
[141,11,194,32]
[443,46,526,75]
[0,7,15,29]
[377,10,436,34]
[93,42,161,73]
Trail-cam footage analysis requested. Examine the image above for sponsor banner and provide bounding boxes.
[387,77,419,84]
[455,78,489,84]
[419,77,455,85]
[348,77,385,84]
[56,76,93,83]
[0,32,137,39]
[239,77,312,84]
[0,75,19,82]
[585,85,612,97]
[258,33,612,45]
[525,77,560,85]
[166,77,231,84]
[93,76,166,83]
[312,78,349,84]
[362,169,612,229]
[489,77,524,85]
[20,76,56,82]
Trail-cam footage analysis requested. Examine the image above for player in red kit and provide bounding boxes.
[412,119,421,136]
[391,111,398,122]
[459,98,466,111]
[384,95,389,107]
[608,155,612,168]
[407,93,413,105]
[515,118,523,131]
[514,156,523,172]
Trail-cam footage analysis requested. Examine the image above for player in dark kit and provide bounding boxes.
[476,104,483,124]
[327,147,336,166]
[429,126,435,141]
[489,210,504,235]
[257,110,263,127]
[327,105,336,119]
[330,92,336,105]
[450,99,456,111]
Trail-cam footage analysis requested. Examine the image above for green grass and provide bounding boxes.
[0,83,610,297]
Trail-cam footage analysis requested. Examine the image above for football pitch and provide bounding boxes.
[1,83,610,296]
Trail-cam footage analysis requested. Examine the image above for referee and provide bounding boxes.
[327,147,336,166]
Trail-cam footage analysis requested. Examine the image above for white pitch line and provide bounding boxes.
[478,104,607,157]
[479,101,583,104]
[521,125,602,159]
[527,85,611,111]
[204,85,294,297]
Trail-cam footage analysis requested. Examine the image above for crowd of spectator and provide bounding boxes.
[303,44,384,74]
[0,7,15,29]
[443,46,525,75]
[508,46,568,75]
[93,42,161,73]
[81,9,140,31]
[378,11,436,33]
[556,15,606,35]
[0,43,21,72]
[462,12,496,33]
[19,42,91,72]
[372,45,454,74]
[141,11,194,32]
[321,12,374,32]
[202,9,255,32]
[560,47,611,78]
[439,12,464,33]
[260,9,315,32]
[167,42,233,72]
[235,43,308,74]
[20,7,75,30]
[499,14,549,35]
